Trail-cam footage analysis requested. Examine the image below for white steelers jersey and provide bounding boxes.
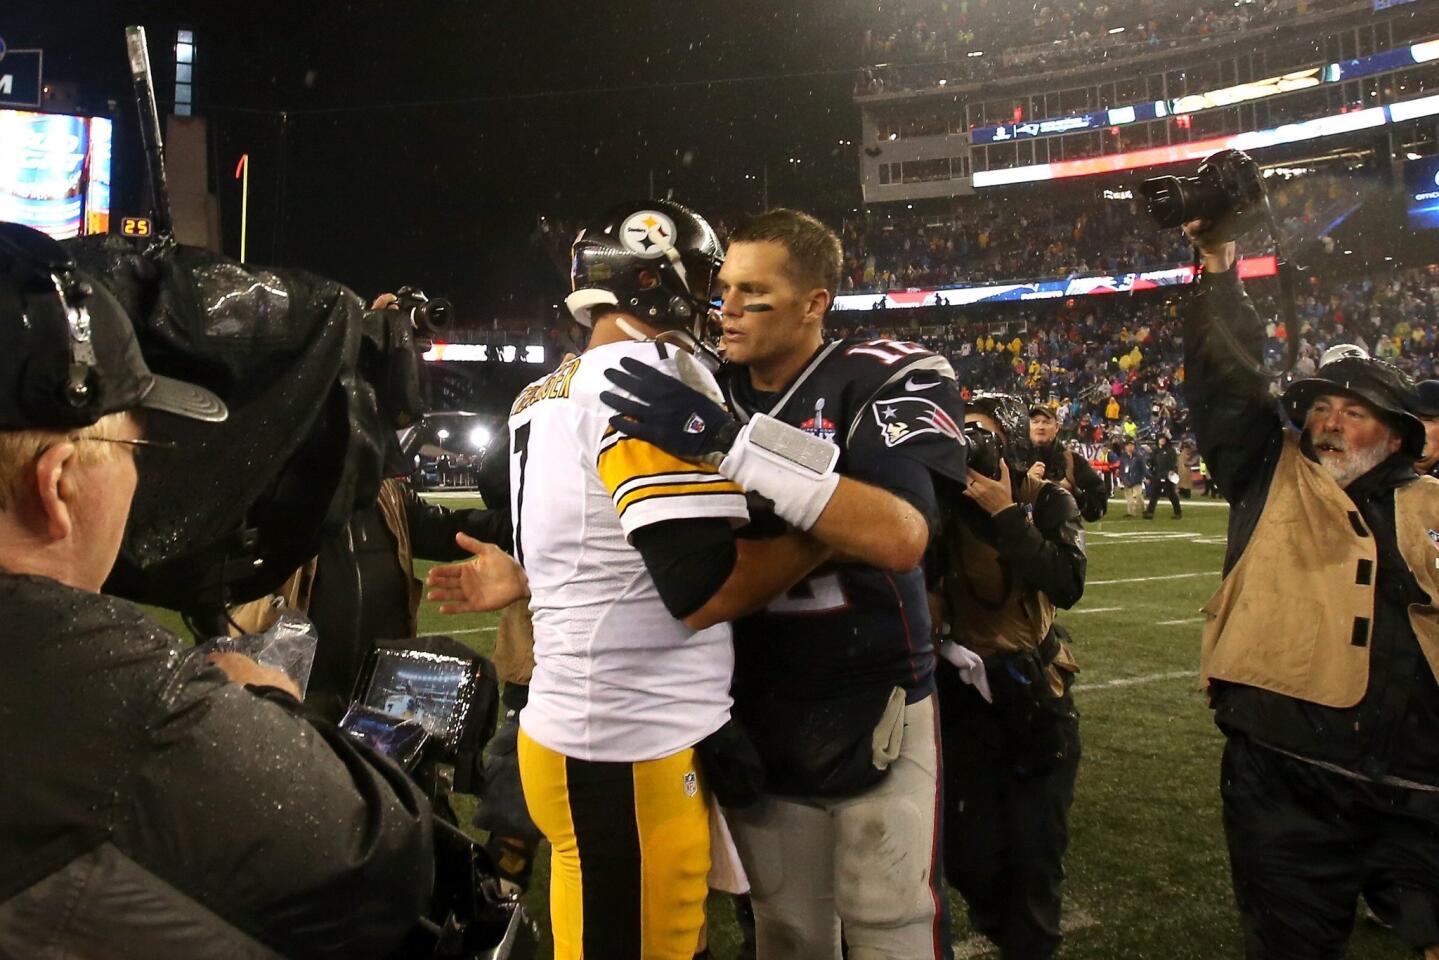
[507,339,749,762]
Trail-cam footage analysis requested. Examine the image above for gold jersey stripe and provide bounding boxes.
[615,480,744,518]
[597,435,721,495]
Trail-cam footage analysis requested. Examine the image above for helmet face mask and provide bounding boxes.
[566,200,724,349]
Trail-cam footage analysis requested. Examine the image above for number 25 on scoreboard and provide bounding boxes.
[120,217,153,238]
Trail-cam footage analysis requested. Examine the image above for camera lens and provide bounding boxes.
[1140,176,1188,228]
[417,299,451,333]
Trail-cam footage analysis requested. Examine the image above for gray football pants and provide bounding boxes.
[726,694,945,960]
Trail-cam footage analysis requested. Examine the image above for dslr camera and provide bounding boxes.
[1140,148,1268,238]
[392,286,453,336]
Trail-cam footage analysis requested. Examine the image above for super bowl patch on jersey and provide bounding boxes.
[872,395,965,448]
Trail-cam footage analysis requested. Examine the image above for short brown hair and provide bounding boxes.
[730,209,844,298]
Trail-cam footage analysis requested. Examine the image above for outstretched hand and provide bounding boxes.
[600,356,738,463]
[426,532,529,614]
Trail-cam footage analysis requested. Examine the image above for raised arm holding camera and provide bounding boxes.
[1174,155,1439,958]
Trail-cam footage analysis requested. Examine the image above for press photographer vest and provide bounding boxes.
[1200,433,1439,708]
[942,476,1079,696]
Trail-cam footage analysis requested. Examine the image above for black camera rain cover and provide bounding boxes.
[65,237,387,611]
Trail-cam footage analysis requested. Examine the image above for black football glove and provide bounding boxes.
[600,357,740,462]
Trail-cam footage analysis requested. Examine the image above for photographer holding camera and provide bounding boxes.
[932,393,1085,960]
[1164,152,1439,958]
[0,223,434,958]
[1027,403,1108,522]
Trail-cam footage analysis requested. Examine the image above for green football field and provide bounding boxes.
[156,493,1415,958]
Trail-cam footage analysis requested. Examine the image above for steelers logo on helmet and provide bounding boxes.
[619,210,678,259]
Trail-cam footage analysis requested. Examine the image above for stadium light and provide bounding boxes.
[436,429,451,441]
[470,426,491,449]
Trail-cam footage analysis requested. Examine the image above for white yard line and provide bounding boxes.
[1156,617,1205,626]
[1088,571,1220,585]
[1073,670,1194,693]
[435,626,497,636]
[1064,606,1124,614]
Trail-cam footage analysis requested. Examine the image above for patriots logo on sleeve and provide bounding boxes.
[871,395,966,448]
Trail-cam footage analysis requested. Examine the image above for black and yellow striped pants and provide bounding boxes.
[518,728,711,959]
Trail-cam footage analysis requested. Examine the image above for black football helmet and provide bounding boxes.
[566,199,723,344]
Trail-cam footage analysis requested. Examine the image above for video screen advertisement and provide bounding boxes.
[1405,155,1439,232]
[0,108,113,239]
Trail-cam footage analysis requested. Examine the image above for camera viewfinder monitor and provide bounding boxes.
[358,649,475,752]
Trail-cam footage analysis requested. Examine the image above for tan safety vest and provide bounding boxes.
[941,475,1079,695]
[1200,433,1439,708]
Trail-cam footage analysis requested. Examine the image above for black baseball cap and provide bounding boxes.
[1281,356,1424,457]
[1409,379,1439,419]
[1029,403,1056,420]
[0,223,226,430]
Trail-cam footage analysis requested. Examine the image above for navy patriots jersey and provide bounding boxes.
[718,337,967,793]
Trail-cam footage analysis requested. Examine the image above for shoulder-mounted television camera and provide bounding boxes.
[338,636,538,960]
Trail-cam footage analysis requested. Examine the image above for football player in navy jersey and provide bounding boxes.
[602,208,967,960]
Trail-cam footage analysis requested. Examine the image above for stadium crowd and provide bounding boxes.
[534,175,1359,303]
[834,262,1439,451]
[856,0,1339,94]
[841,197,1194,291]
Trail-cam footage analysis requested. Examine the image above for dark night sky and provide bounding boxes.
[8,1,870,320]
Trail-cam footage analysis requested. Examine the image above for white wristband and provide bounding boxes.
[719,414,840,531]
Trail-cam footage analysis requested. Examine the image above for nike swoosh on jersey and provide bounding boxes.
[904,377,941,391]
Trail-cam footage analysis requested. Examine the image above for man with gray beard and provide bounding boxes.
[1184,226,1439,960]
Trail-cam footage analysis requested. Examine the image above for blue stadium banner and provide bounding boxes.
[972,101,1165,145]
[0,47,43,109]
[1373,0,1415,9]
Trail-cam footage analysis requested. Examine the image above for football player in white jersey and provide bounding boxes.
[499,199,837,960]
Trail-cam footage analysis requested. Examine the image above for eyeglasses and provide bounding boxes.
[68,435,177,465]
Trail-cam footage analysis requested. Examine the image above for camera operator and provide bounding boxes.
[1184,221,1439,958]
[1028,403,1108,521]
[932,394,1085,960]
[0,224,433,958]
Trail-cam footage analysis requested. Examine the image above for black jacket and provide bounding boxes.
[0,574,434,959]
[954,482,1087,612]
[1031,440,1108,522]
[1185,269,1439,783]
[1147,443,1178,482]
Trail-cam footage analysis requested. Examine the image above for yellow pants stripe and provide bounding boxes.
[518,728,711,959]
